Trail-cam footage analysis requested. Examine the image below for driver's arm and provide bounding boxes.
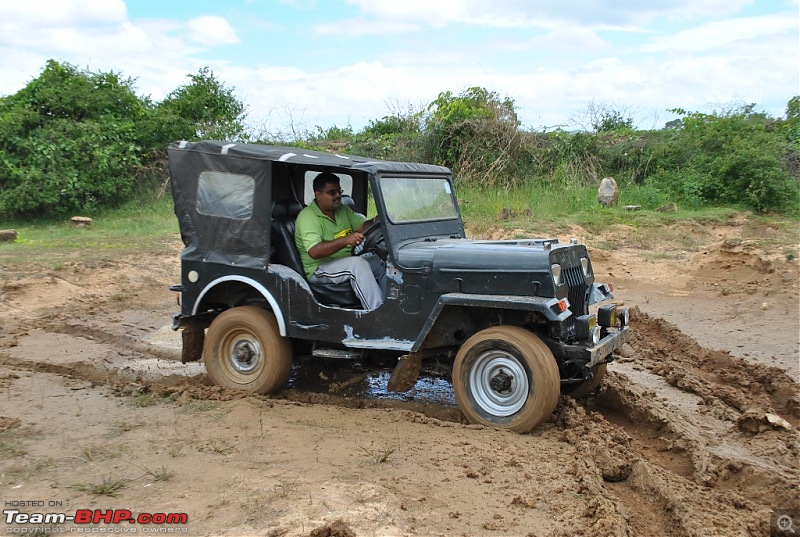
[308,233,363,259]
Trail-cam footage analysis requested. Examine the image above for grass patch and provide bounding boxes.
[106,420,146,437]
[6,457,56,479]
[75,476,129,496]
[143,465,174,482]
[0,426,41,458]
[79,445,124,462]
[131,390,167,408]
[0,195,179,268]
[360,445,396,465]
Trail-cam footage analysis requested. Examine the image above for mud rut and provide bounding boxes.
[1,305,798,537]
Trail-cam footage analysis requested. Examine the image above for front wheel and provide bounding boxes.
[203,306,292,394]
[563,363,607,399]
[453,326,560,433]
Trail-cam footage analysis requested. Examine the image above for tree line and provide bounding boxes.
[0,60,797,218]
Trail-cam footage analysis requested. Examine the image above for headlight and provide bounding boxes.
[576,314,598,343]
[551,263,563,286]
[580,257,591,278]
[619,308,630,326]
[598,304,618,327]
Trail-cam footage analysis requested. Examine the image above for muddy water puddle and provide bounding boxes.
[287,355,457,406]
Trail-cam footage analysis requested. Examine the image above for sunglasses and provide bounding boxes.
[319,188,344,197]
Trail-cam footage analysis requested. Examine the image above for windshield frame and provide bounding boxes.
[378,175,460,225]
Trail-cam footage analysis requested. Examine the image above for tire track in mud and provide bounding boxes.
[575,308,799,536]
[2,310,798,536]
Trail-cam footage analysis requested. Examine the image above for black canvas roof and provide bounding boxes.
[169,140,450,176]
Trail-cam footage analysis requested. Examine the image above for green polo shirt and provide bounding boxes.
[294,201,366,278]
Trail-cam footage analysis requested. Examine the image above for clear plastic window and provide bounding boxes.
[196,171,255,220]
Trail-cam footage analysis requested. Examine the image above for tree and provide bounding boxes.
[156,67,247,142]
[421,87,521,185]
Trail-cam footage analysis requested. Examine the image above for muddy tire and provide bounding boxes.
[453,326,560,433]
[203,306,292,394]
[563,364,607,399]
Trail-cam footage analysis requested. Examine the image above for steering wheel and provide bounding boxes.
[353,220,386,259]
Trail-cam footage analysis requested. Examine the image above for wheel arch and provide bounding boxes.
[192,275,286,336]
[413,301,551,352]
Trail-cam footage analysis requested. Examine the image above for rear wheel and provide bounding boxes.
[203,306,292,394]
[453,326,560,433]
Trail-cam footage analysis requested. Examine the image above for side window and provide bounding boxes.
[196,171,255,220]
[303,171,352,204]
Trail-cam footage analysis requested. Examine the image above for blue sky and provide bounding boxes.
[0,0,797,138]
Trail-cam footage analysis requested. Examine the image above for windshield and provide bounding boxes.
[380,176,458,223]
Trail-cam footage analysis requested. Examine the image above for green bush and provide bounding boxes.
[0,61,246,218]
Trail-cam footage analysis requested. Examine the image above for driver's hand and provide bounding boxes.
[344,232,364,247]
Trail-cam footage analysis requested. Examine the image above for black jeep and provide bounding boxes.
[168,140,629,432]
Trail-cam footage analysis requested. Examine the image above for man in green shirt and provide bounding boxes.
[294,172,385,310]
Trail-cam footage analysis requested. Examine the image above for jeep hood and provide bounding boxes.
[397,238,584,270]
[394,238,591,298]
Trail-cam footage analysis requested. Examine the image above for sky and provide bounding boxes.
[0,0,798,137]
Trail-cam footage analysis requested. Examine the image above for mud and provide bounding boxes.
[1,221,798,536]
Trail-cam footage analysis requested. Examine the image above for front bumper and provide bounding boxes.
[546,325,630,368]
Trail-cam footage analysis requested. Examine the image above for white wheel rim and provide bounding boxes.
[227,334,263,375]
[468,350,529,417]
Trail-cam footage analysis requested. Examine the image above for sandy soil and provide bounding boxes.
[1,218,798,537]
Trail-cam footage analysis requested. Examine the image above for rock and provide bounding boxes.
[71,216,93,227]
[657,202,677,213]
[0,229,18,242]
[498,207,516,220]
[737,407,794,434]
[307,519,356,537]
[623,205,641,211]
[597,177,619,207]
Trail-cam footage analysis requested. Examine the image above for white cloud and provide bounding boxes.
[344,0,757,30]
[0,0,127,27]
[640,14,797,53]
[186,16,240,46]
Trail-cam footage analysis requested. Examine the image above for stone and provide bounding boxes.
[0,229,18,242]
[597,177,619,207]
[657,202,678,213]
[71,216,93,227]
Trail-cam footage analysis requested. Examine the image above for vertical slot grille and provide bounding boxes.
[564,265,587,317]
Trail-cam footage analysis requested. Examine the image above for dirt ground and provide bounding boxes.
[1,217,798,537]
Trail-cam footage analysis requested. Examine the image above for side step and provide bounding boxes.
[312,348,361,360]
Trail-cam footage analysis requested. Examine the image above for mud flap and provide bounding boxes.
[181,324,205,363]
[387,353,423,392]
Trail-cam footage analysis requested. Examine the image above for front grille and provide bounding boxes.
[564,265,588,318]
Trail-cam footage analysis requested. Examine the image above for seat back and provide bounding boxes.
[270,200,304,275]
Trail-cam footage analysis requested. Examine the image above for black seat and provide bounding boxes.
[270,201,361,309]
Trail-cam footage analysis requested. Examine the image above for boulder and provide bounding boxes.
[71,216,93,227]
[657,202,677,213]
[0,229,18,242]
[597,177,619,207]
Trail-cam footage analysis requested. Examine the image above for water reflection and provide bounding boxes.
[286,355,456,407]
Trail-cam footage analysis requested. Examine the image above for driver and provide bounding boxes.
[294,172,386,311]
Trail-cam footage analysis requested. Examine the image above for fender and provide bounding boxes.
[410,292,572,351]
[193,275,287,336]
